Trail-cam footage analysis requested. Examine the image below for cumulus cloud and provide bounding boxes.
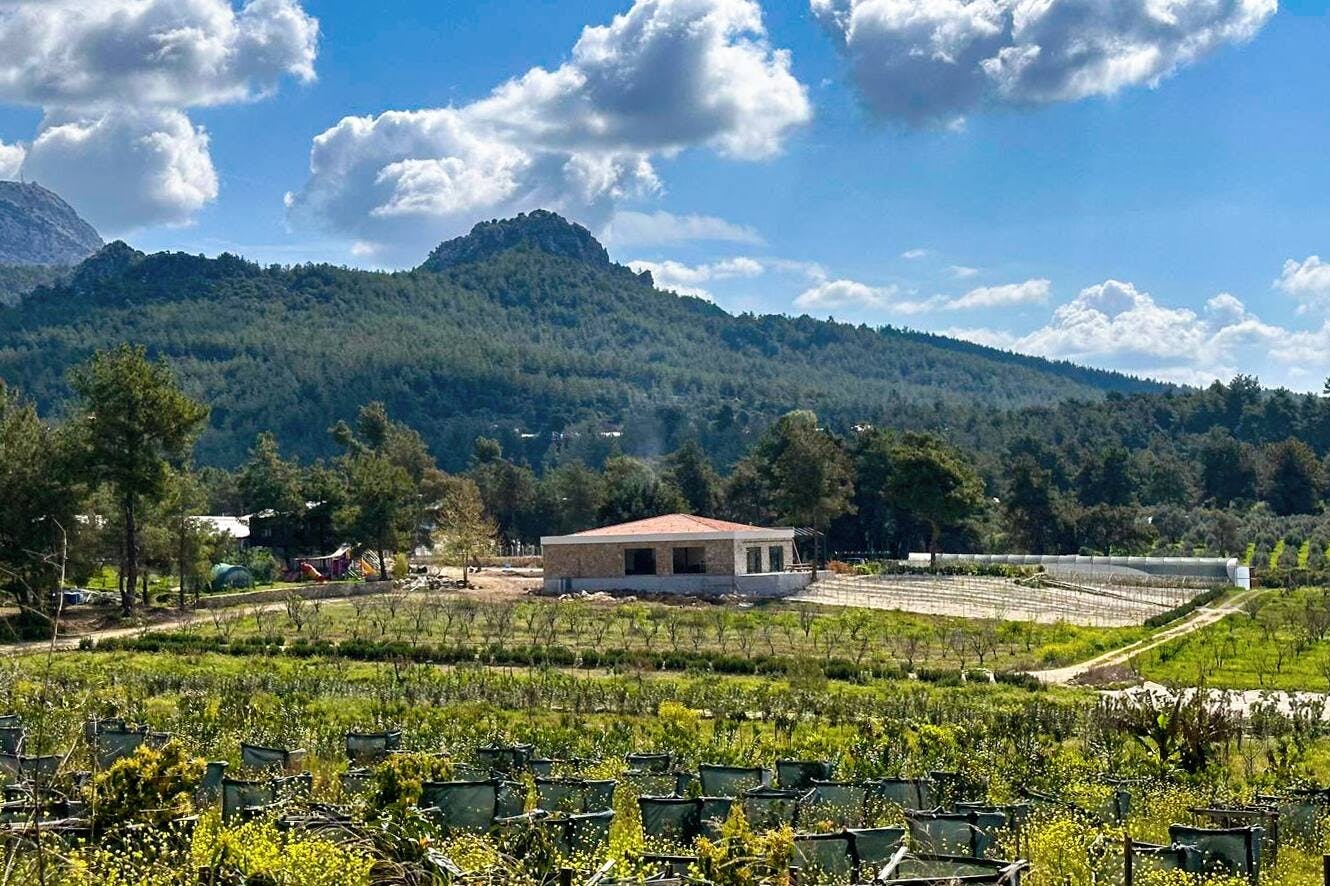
[811,0,1276,125]
[947,280,1330,387]
[1275,256,1330,312]
[0,0,317,109]
[630,255,768,299]
[603,210,765,247]
[287,0,811,261]
[949,265,979,279]
[947,278,1049,309]
[0,0,317,230]
[795,278,902,311]
[900,248,930,259]
[20,109,218,230]
[0,139,23,179]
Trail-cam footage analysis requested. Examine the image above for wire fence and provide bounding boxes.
[792,573,1211,627]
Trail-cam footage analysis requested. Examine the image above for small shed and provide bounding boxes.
[540,514,811,598]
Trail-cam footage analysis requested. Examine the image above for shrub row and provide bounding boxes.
[87,633,1043,690]
[1143,587,1228,629]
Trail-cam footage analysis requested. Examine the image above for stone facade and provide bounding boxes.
[543,536,794,581]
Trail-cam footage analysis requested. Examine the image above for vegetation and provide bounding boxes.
[1135,586,1330,690]
[0,213,1157,476]
[88,591,1143,672]
[0,646,1329,883]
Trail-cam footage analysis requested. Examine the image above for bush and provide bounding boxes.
[1143,587,1227,628]
[85,740,204,829]
[367,751,454,811]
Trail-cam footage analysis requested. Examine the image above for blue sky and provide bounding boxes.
[1,0,1328,389]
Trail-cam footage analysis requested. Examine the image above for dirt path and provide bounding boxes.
[1031,588,1265,684]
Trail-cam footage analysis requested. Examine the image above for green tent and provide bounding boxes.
[210,563,254,591]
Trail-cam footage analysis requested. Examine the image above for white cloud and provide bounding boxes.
[946,280,1330,388]
[0,0,317,230]
[811,0,1275,125]
[21,109,218,232]
[0,0,318,110]
[288,0,811,262]
[795,278,900,310]
[946,278,1050,310]
[0,140,23,179]
[949,264,979,279]
[900,248,930,259]
[629,254,767,300]
[602,210,764,247]
[1275,256,1330,312]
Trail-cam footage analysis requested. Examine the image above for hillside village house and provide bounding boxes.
[540,514,812,597]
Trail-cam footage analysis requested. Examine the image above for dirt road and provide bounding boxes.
[1031,588,1265,684]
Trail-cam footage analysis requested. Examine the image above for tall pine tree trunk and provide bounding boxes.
[122,496,137,616]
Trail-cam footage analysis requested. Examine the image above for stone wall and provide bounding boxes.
[195,580,394,609]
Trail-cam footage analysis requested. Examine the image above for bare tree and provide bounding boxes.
[560,604,586,648]
[733,614,757,659]
[405,598,434,645]
[284,593,308,634]
[536,605,561,648]
[710,608,730,653]
[797,605,816,640]
[588,611,613,648]
[251,605,276,637]
[664,612,684,653]
[891,628,931,673]
[686,613,706,653]
[211,608,237,643]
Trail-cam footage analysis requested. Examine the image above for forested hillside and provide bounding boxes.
[0,212,1158,469]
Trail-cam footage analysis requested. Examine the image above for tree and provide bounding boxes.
[0,384,83,616]
[469,441,539,542]
[598,456,686,525]
[1076,446,1134,507]
[664,439,721,516]
[159,468,221,608]
[69,346,208,615]
[434,478,498,588]
[1260,438,1325,516]
[1003,457,1061,554]
[535,462,603,535]
[236,432,304,515]
[751,411,854,578]
[1199,431,1257,506]
[335,452,415,582]
[884,433,984,565]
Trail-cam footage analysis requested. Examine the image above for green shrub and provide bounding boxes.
[368,751,455,811]
[85,740,204,829]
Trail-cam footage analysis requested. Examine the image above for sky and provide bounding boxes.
[1,0,1328,390]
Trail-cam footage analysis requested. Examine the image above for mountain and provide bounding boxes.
[0,181,103,266]
[0,211,1165,469]
[0,181,103,305]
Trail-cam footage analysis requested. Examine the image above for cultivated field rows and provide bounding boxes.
[794,574,1201,626]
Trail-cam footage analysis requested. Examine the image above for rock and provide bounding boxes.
[0,181,103,266]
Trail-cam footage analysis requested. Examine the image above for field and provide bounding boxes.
[145,588,1145,673]
[0,575,1327,885]
[796,573,1201,627]
[1134,586,1330,690]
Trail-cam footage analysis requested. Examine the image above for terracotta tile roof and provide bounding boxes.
[572,513,777,537]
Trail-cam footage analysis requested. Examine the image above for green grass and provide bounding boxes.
[1133,586,1330,690]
